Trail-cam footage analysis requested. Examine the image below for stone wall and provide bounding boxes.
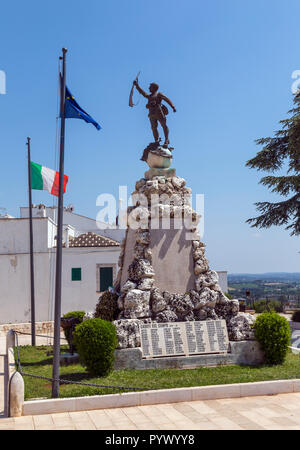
[0,321,56,336]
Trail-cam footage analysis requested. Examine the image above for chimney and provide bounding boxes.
[63,226,70,248]
[36,204,46,217]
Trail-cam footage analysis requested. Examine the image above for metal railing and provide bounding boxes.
[13,330,146,393]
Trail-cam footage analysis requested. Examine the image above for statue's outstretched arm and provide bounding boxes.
[134,81,149,98]
[160,94,176,112]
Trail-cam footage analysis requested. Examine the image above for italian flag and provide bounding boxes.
[30,161,69,196]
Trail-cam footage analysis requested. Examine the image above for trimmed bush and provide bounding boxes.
[291,310,300,322]
[73,318,118,376]
[254,311,291,365]
[62,311,86,349]
[94,290,119,322]
[254,299,284,314]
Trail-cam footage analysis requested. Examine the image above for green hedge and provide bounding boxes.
[254,311,291,365]
[73,318,118,376]
[94,290,119,322]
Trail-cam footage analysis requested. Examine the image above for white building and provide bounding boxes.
[0,205,228,324]
[0,206,123,324]
[19,204,126,242]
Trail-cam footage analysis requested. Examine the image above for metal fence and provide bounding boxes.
[13,330,146,393]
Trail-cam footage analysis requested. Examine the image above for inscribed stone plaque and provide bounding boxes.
[140,320,229,358]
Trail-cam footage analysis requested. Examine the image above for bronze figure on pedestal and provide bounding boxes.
[131,78,176,148]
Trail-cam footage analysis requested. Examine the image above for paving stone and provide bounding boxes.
[138,405,175,425]
[271,416,299,427]
[33,415,54,428]
[86,410,115,429]
[207,415,244,430]
[156,404,196,424]
[239,410,278,428]
[172,403,211,424]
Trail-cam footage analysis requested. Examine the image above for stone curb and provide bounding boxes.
[23,379,300,416]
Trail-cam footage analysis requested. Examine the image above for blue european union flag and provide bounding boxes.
[64,85,101,130]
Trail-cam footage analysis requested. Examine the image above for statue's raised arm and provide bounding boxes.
[134,80,149,99]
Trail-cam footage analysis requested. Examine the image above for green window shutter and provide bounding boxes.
[100,267,113,292]
[72,268,82,281]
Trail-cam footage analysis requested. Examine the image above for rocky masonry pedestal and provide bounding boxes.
[112,166,255,355]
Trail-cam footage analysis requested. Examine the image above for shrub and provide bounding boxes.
[254,311,291,365]
[291,310,300,322]
[73,318,118,376]
[225,292,233,300]
[254,299,284,314]
[94,290,119,322]
[62,311,86,349]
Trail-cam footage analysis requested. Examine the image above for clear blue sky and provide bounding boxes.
[0,0,299,273]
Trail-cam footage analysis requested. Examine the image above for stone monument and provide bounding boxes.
[111,79,261,368]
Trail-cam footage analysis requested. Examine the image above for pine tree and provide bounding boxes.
[246,92,300,236]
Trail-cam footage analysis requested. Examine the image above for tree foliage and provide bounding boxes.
[94,290,119,322]
[246,93,300,235]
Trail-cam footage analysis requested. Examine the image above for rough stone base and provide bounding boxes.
[114,340,264,370]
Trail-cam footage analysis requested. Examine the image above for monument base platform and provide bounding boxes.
[114,340,264,370]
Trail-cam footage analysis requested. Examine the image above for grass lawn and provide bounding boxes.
[16,345,300,401]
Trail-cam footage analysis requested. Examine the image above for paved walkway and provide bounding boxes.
[0,392,300,430]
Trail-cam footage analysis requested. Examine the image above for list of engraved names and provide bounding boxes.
[140,320,229,358]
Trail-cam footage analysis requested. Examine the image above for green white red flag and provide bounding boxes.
[30,161,68,196]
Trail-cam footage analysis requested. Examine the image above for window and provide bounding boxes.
[99,266,113,292]
[72,268,82,281]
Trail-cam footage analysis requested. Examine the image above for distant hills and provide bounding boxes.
[228,273,300,300]
[228,273,300,282]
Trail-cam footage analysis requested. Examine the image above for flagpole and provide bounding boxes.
[27,137,36,346]
[52,47,67,398]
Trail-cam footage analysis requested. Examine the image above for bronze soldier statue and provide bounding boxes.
[133,80,176,147]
